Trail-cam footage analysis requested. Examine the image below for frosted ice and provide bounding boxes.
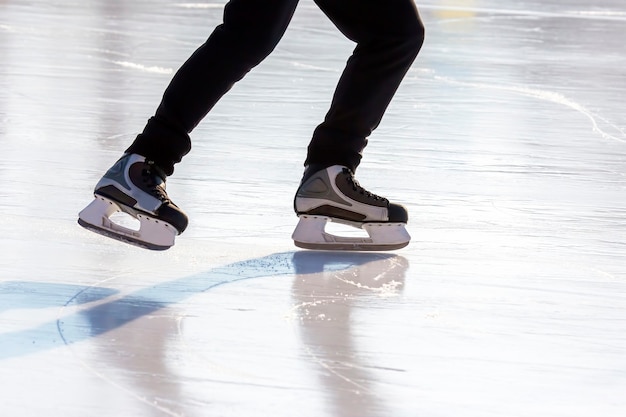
[1,0,625,416]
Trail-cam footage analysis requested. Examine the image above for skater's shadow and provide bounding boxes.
[0,281,118,313]
[0,251,408,360]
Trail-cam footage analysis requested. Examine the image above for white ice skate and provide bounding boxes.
[293,165,410,251]
[78,154,188,250]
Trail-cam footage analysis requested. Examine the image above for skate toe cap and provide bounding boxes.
[388,203,408,223]
[158,204,189,233]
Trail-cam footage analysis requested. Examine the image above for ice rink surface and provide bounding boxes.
[1,0,625,415]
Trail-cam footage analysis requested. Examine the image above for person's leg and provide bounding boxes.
[127,0,300,175]
[293,0,422,250]
[79,0,300,248]
[305,0,425,172]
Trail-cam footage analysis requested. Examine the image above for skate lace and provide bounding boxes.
[142,161,170,203]
[343,168,387,202]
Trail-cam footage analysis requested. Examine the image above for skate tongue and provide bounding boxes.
[141,161,171,203]
[301,164,329,184]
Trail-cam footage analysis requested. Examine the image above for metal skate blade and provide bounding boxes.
[78,219,172,251]
[292,215,410,252]
[293,240,409,252]
[78,195,176,250]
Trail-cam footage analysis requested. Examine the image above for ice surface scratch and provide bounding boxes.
[435,75,626,144]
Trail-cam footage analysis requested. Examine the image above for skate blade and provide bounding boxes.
[78,195,177,251]
[292,215,410,252]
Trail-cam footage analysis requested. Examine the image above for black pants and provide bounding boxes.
[127,0,425,176]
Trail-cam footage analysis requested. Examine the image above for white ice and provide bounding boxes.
[1,0,625,416]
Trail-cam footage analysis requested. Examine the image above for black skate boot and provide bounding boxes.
[292,165,410,251]
[78,153,188,250]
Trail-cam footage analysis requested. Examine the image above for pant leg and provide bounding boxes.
[305,0,425,172]
[127,0,300,175]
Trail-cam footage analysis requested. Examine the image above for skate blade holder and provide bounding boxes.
[78,195,178,251]
[292,215,410,251]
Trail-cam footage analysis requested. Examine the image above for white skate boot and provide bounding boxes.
[293,165,410,251]
[78,153,188,250]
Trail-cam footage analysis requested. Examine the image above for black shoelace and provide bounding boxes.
[342,168,387,202]
[142,161,170,203]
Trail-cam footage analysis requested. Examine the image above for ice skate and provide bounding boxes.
[78,153,188,250]
[293,165,410,251]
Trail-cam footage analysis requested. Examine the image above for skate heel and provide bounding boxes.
[78,195,178,250]
[292,215,410,251]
